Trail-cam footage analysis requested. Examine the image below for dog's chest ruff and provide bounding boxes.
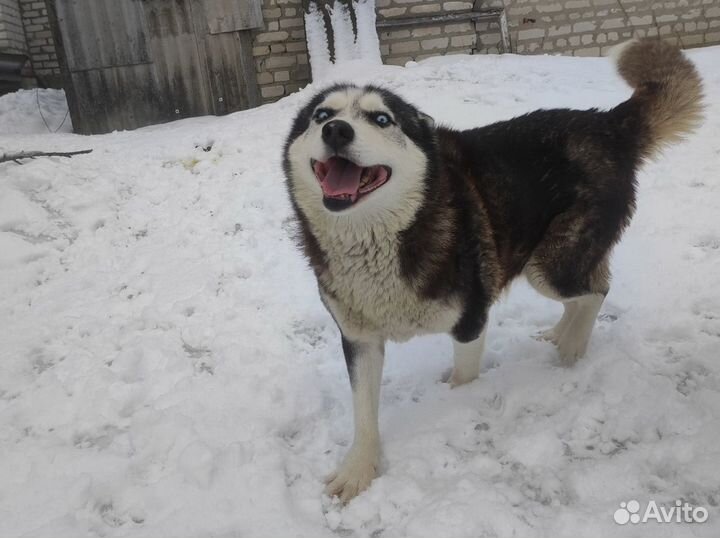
[318,233,459,341]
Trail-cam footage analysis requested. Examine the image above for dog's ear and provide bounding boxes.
[418,111,435,130]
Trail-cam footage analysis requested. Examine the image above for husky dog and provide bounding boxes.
[282,39,703,502]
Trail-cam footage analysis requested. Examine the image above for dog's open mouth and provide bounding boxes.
[311,157,392,211]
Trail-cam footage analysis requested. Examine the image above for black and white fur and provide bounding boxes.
[282,39,703,502]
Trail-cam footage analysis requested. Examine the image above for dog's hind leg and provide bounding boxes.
[537,301,578,345]
[526,246,611,364]
[556,293,605,361]
[325,336,385,503]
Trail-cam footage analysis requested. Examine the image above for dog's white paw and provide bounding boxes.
[325,447,378,503]
[447,367,478,388]
[535,327,561,345]
[557,333,589,364]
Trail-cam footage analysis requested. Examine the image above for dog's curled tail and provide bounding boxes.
[613,38,704,158]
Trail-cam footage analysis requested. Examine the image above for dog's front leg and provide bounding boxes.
[449,320,487,387]
[325,335,385,503]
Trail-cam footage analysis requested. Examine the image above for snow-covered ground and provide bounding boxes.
[1,48,719,537]
[0,88,72,135]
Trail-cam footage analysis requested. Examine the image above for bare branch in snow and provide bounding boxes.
[0,149,93,165]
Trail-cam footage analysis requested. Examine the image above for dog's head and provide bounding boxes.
[283,84,436,223]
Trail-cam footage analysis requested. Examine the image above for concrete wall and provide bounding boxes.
[0,0,26,54]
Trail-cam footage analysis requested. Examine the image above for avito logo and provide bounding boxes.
[614,499,709,525]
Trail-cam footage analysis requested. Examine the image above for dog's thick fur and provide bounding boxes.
[282,39,703,502]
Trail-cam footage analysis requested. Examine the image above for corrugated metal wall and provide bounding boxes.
[49,0,262,134]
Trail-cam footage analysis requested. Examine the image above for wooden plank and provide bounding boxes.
[203,0,263,34]
[142,0,211,119]
[375,7,512,52]
[46,0,85,133]
[498,10,511,53]
[201,30,261,113]
[50,0,260,133]
[236,30,262,107]
[375,9,504,29]
[189,0,260,114]
[55,0,151,71]
[68,63,163,133]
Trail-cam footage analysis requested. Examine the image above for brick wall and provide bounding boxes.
[503,0,720,56]
[249,0,503,103]
[5,0,716,102]
[377,0,720,63]
[251,0,311,102]
[0,0,26,54]
[378,0,508,65]
[18,0,61,85]
[253,0,720,104]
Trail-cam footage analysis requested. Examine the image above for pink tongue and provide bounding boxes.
[321,157,363,198]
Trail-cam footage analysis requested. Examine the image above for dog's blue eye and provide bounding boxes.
[314,109,332,122]
[374,113,391,127]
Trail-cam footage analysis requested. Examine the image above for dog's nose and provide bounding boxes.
[322,120,354,150]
